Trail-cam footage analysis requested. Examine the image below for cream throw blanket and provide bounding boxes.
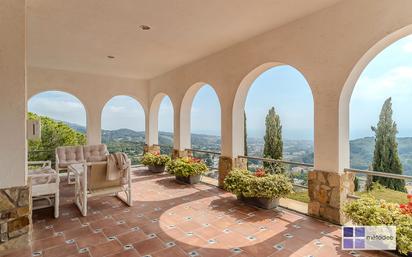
[106,152,129,181]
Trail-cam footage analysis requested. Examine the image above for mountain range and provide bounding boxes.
[64,121,412,175]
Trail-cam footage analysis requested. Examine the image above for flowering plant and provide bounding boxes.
[224,169,293,199]
[254,168,266,177]
[141,152,171,167]
[166,157,208,177]
[344,196,412,254]
[399,194,412,215]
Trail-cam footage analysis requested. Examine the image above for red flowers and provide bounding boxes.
[254,168,266,177]
[399,194,412,215]
[189,157,202,163]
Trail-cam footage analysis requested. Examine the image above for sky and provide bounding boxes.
[101,95,145,131]
[28,34,412,141]
[350,34,412,139]
[28,91,87,126]
[245,65,313,139]
[190,85,221,136]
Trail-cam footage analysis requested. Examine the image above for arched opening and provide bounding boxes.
[101,95,145,164]
[234,63,314,208]
[149,93,174,155]
[346,33,412,196]
[180,83,221,183]
[27,90,87,163]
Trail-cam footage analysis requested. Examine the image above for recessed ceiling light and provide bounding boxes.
[107,55,115,59]
[139,25,151,31]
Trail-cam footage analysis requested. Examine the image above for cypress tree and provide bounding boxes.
[370,97,406,192]
[263,107,283,173]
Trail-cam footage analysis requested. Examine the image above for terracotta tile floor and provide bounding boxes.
[3,168,394,257]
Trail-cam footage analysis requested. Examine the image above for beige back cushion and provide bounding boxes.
[87,163,121,190]
[56,146,84,165]
[83,144,108,162]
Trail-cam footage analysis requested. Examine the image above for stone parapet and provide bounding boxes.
[0,182,32,252]
[218,156,247,188]
[143,144,161,154]
[308,170,354,225]
[172,149,192,159]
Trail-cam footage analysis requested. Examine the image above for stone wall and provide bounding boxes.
[308,170,354,225]
[144,144,161,154]
[0,183,31,251]
[172,149,192,159]
[218,156,247,188]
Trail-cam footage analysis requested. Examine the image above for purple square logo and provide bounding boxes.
[343,227,353,237]
[355,227,365,237]
[343,238,353,249]
[355,239,365,249]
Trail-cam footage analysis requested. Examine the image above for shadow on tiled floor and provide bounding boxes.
[2,168,394,257]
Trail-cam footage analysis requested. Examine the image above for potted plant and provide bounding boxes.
[166,157,208,184]
[344,195,412,255]
[224,168,293,209]
[141,152,171,173]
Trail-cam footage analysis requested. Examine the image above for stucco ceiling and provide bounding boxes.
[28,0,341,79]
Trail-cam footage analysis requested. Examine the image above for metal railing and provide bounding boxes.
[155,144,173,156]
[28,149,56,166]
[186,148,221,180]
[238,155,313,189]
[344,168,412,199]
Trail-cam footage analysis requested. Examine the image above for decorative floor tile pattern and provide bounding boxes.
[2,168,394,257]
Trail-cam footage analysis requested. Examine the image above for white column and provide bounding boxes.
[220,102,233,157]
[173,101,183,150]
[86,105,102,145]
[313,90,343,172]
[0,0,27,188]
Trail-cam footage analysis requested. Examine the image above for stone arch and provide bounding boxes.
[148,93,174,145]
[232,62,314,158]
[180,82,222,150]
[339,24,412,170]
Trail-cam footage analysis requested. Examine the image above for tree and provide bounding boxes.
[354,176,360,192]
[263,107,284,173]
[28,112,86,163]
[370,98,406,192]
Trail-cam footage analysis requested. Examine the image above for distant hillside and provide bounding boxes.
[64,122,219,149]
[64,122,412,175]
[351,137,412,175]
[62,121,86,134]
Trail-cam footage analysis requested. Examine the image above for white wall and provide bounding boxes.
[12,0,412,190]
[27,67,150,145]
[148,0,412,172]
[0,0,27,188]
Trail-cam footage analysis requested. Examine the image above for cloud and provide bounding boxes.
[28,96,86,125]
[352,66,412,101]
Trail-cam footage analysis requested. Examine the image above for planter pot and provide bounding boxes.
[238,195,279,209]
[148,165,165,173]
[175,174,201,184]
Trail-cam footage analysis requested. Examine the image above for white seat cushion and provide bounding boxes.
[83,144,108,162]
[56,146,84,167]
[28,168,57,185]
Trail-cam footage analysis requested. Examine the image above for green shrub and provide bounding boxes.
[343,196,412,255]
[224,169,293,199]
[141,153,171,166]
[166,157,208,177]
